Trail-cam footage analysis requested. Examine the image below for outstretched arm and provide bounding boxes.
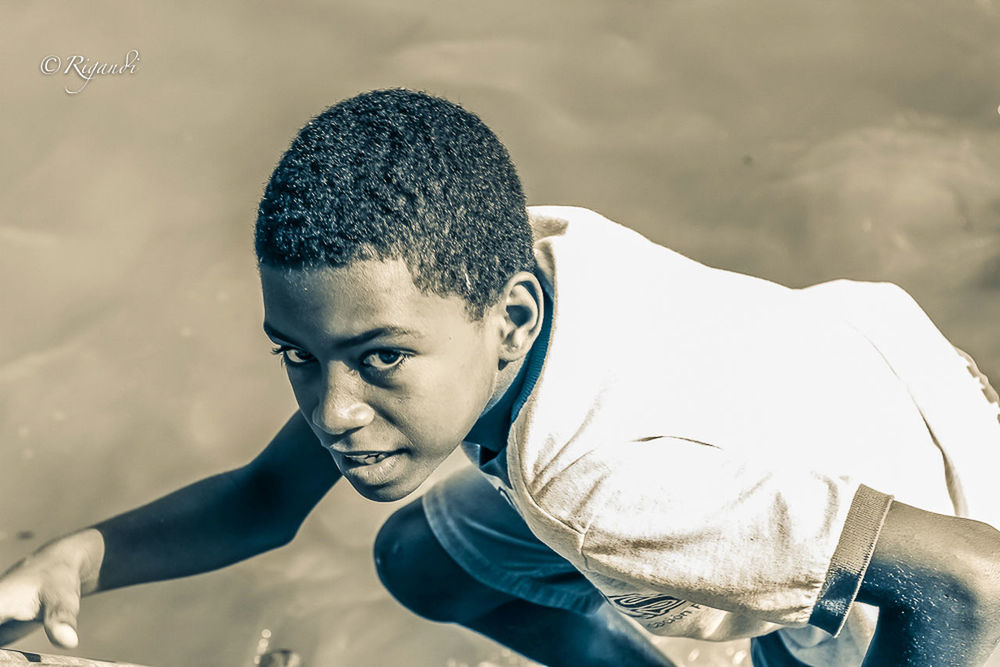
[858,501,1000,666]
[0,411,339,648]
[96,411,339,588]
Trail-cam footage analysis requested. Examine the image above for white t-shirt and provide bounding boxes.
[496,206,1000,665]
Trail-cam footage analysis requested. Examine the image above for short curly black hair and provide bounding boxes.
[255,88,535,319]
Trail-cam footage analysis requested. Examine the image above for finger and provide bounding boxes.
[0,619,40,646]
[45,621,78,650]
[41,593,80,649]
[0,575,44,621]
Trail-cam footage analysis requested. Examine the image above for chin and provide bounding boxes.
[348,477,420,503]
[337,451,446,502]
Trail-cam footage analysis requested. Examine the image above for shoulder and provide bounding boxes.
[526,205,676,260]
[801,279,926,328]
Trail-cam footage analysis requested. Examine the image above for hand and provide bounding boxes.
[0,552,83,648]
[0,530,105,650]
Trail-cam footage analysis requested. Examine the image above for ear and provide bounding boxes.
[494,271,544,363]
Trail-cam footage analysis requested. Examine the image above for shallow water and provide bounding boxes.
[2,2,1000,665]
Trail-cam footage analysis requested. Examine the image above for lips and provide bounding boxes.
[333,448,406,491]
[342,452,390,465]
[331,447,402,467]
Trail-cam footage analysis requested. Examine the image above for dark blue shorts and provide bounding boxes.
[421,465,803,665]
[422,464,605,616]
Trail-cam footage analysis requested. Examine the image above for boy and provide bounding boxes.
[1,88,999,666]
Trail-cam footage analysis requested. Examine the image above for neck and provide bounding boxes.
[467,282,551,452]
[466,354,529,451]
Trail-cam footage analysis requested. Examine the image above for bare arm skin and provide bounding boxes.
[859,501,1000,666]
[95,411,339,588]
[0,412,339,648]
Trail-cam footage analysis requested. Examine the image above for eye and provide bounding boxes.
[271,345,316,367]
[361,349,409,371]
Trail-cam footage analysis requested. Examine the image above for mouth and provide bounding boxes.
[332,448,407,491]
[342,452,391,465]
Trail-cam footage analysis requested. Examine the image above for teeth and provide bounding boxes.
[346,453,388,464]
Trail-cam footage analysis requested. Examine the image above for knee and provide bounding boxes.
[372,502,416,594]
[373,500,457,622]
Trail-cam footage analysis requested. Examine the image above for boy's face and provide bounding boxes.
[260,258,502,501]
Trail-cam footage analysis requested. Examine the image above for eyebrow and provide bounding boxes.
[262,322,424,349]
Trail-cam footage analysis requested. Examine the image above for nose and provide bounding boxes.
[310,365,375,437]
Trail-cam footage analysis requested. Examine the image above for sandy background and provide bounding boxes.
[2,1,999,665]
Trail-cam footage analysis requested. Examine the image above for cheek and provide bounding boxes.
[447,351,496,422]
[285,369,318,414]
[409,360,492,440]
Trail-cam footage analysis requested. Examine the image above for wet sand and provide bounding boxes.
[2,2,999,665]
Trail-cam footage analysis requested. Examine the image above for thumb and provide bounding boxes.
[41,590,80,649]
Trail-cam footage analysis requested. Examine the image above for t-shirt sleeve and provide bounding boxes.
[526,437,893,634]
[808,483,893,635]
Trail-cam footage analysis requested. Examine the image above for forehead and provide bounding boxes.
[260,258,472,339]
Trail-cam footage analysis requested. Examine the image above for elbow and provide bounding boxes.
[232,467,305,554]
[252,508,304,553]
[236,517,299,557]
[270,524,300,550]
